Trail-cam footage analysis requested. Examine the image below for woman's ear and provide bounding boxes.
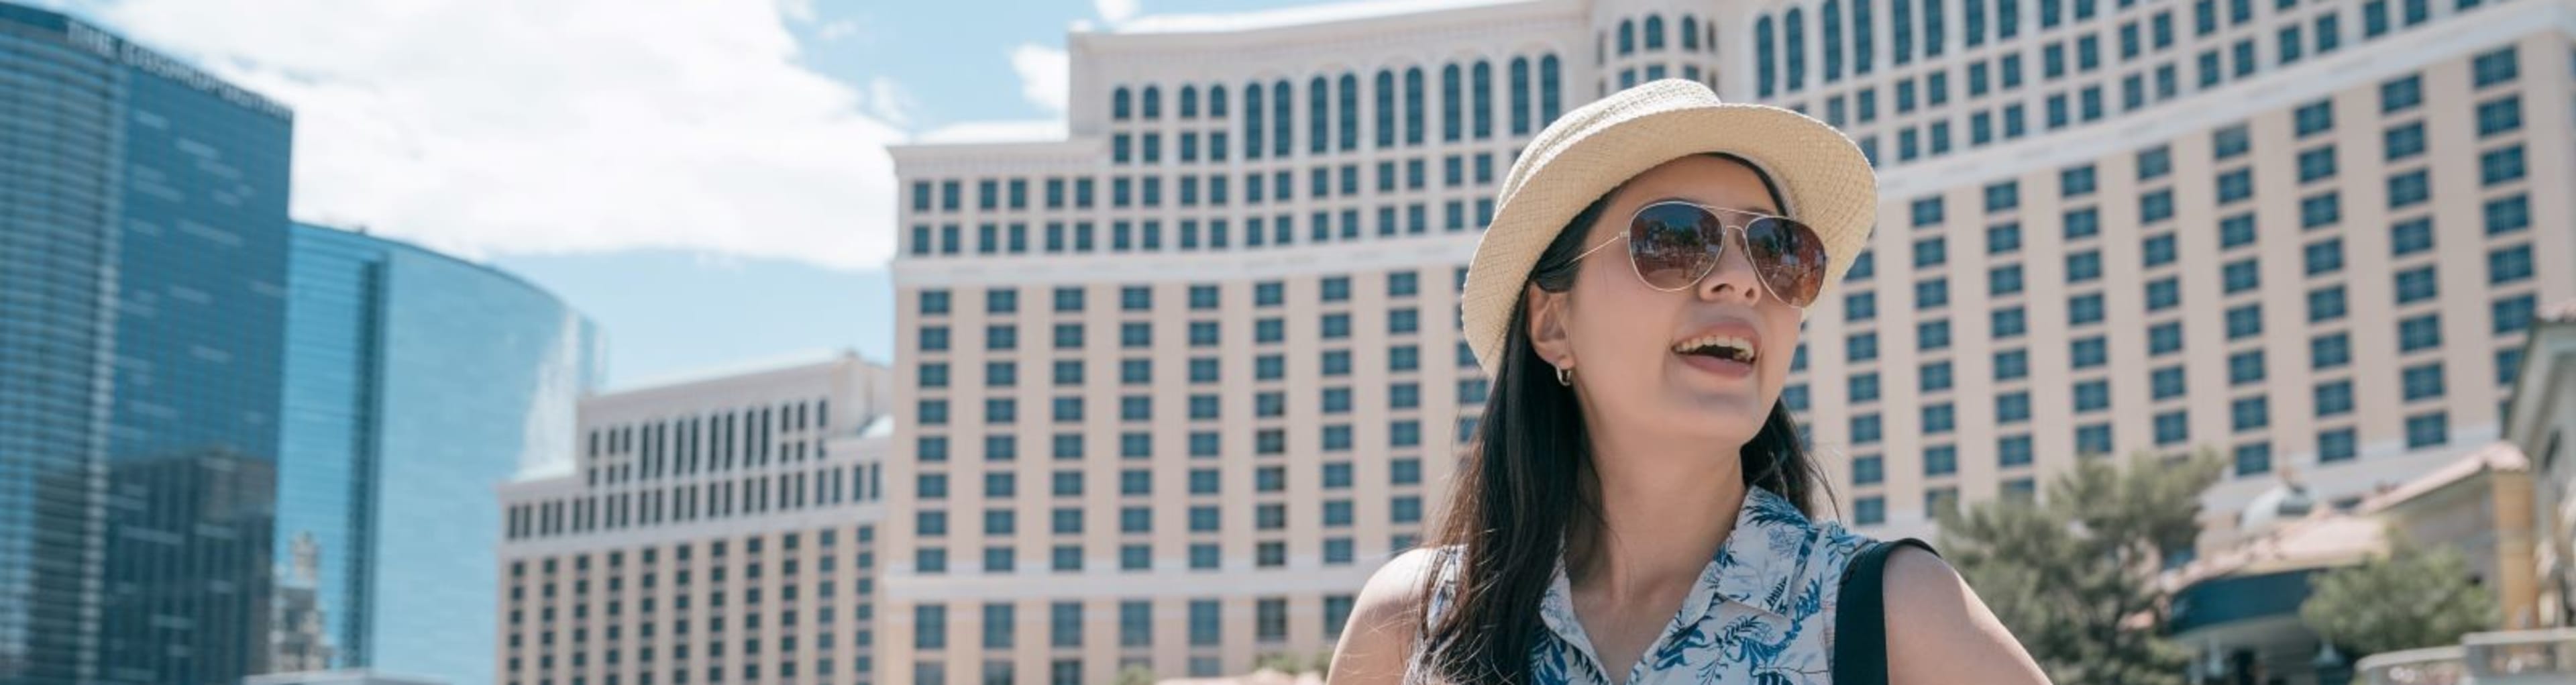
[1524,283,1574,370]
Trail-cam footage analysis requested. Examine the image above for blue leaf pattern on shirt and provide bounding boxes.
[1419,486,1875,685]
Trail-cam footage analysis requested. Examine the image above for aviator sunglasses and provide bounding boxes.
[1572,200,1830,307]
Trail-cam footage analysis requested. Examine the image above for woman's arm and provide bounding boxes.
[1883,547,2054,685]
[1327,548,1438,685]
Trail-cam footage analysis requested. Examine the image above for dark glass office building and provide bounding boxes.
[1,3,295,684]
[276,224,602,684]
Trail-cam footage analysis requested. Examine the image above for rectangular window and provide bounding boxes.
[2381,74,2423,113]
[2483,95,2524,138]
[2308,285,2348,322]
[2072,337,2108,369]
[1995,348,2030,380]
[2406,411,2448,448]
[2395,266,2440,305]
[2403,363,2446,401]
[2312,332,2353,370]
[2400,315,2442,352]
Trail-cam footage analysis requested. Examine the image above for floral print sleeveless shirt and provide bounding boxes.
[1417,486,1877,685]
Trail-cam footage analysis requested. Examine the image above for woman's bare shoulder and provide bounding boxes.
[1882,547,2054,685]
[1328,547,1446,685]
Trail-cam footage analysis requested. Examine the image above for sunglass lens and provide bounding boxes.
[1628,203,1719,290]
[1743,216,1827,307]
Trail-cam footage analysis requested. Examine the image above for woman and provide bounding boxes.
[1328,80,2048,685]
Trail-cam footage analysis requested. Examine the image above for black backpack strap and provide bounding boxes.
[1833,538,1939,685]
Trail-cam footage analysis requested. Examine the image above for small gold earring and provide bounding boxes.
[1555,365,1574,386]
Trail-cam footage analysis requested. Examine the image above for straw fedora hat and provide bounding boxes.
[1459,78,1879,375]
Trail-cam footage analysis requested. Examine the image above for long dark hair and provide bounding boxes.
[1417,153,1833,684]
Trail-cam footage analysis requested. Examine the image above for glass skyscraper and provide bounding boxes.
[1,3,296,684]
[277,224,602,684]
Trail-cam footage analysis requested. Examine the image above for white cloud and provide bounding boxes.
[818,19,861,41]
[775,0,816,23]
[1094,0,1139,25]
[97,0,908,269]
[1008,42,1069,114]
[866,76,915,125]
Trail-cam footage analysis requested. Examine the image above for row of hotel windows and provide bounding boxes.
[1831,335,2517,447]
[912,153,1504,217]
[896,606,1352,683]
[910,595,1357,658]
[506,465,885,541]
[583,400,833,485]
[906,532,1421,575]
[1106,58,1566,155]
[913,378,1482,424]
[1755,0,2471,98]
[1602,13,1722,60]
[508,615,880,685]
[1827,308,2532,421]
[1841,404,2462,525]
[912,155,1501,215]
[905,195,1498,257]
[1854,412,2452,525]
[1805,36,2519,167]
[916,273,1445,317]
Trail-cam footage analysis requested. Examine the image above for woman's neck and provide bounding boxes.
[1566,430,1749,604]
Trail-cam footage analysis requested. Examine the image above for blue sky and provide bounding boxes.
[73,0,1330,388]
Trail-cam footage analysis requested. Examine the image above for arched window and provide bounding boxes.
[1893,0,1914,65]
[1785,8,1808,91]
[1825,0,1845,82]
[1471,60,1493,139]
[1645,15,1666,50]
[1114,87,1133,119]
[1440,63,1463,142]
[1337,72,1359,151]
[1619,18,1636,55]
[1243,82,1264,159]
[1309,76,1330,154]
[1270,80,1291,157]
[1179,86,1199,118]
[1374,70,1397,148]
[1854,0,1876,74]
[1141,85,1161,119]
[1209,85,1228,117]
[1403,66,1426,145]
[1756,15,1778,97]
[1682,15,1701,51]
[1509,56,1532,135]
[1539,54,1562,126]
[1965,0,1987,47]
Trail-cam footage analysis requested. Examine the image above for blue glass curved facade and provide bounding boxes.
[278,224,602,685]
[1,3,295,684]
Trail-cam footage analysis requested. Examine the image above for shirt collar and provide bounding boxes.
[1701,486,1823,619]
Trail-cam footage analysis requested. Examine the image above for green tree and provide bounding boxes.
[1116,664,1157,685]
[1937,450,2226,685]
[2300,537,2498,657]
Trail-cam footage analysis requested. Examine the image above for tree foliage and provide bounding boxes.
[2300,537,2497,657]
[1937,450,2226,685]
